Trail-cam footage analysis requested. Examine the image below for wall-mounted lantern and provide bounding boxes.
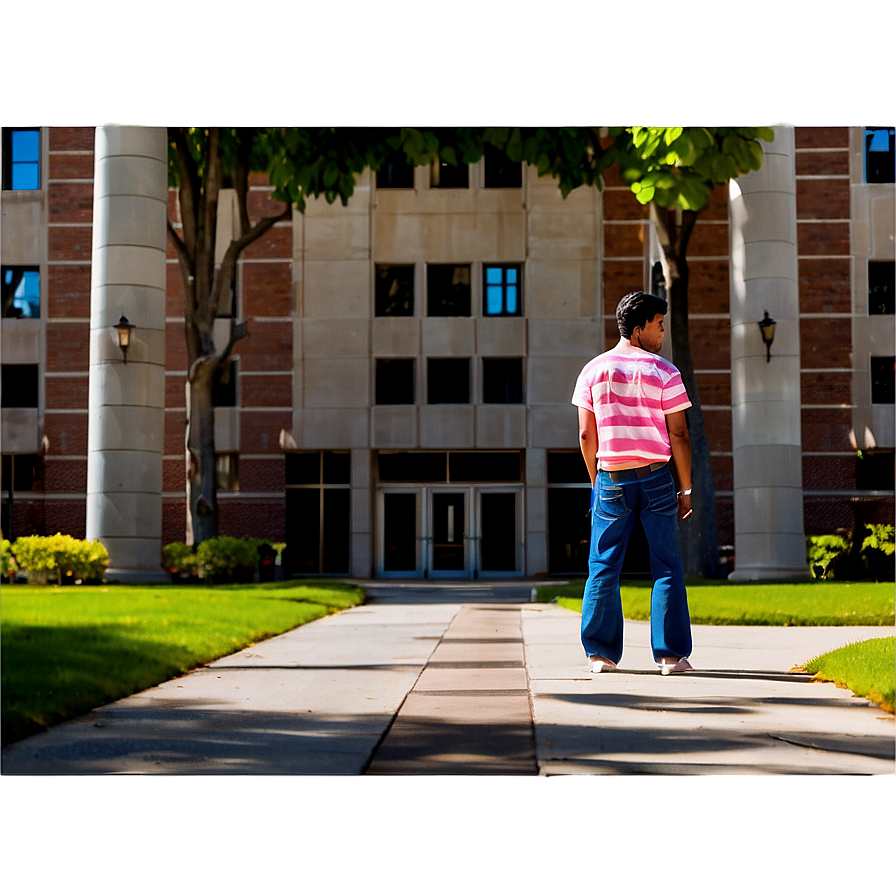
[114,314,135,363]
[758,310,776,362]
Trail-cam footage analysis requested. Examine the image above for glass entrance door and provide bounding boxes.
[430,490,469,577]
[377,485,522,578]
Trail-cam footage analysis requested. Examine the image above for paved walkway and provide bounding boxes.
[2,582,893,774]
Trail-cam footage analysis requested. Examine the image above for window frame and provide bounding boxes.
[870,356,895,405]
[426,263,472,317]
[868,260,895,315]
[375,264,415,317]
[864,127,895,184]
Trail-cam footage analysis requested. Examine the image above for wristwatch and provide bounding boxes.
[677,489,692,496]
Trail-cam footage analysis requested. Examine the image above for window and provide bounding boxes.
[483,264,522,316]
[869,261,895,315]
[427,264,471,317]
[215,453,239,491]
[375,264,414,316]
[1,454,38,491]
[377,451,522,482]
[483,144,522,188]
[427,358,470,404]
[2,128,40,190]
[375,359,415,404]
[483,358,523,403]
[212,360,237,407]
[856,449,895,491]
[1,364,39,408]
[865,127,895,184]
[285,451,351,574]
[430,158,469,189]
[871,356,895,404]
[2,267,40,319]
[376,150,414,189]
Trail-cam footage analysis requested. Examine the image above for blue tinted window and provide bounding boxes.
[2,267,40,318]
[865,127,895,184]
[482,265,523,316]
[3,128,41,190]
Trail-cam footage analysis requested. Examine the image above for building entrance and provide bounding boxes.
[377,486,522,578]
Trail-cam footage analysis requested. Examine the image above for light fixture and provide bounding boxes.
[758,310,776,363]
[114,314,135,363]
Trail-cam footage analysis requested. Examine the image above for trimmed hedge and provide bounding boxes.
[162,537,284,584]
[7,533,110,584]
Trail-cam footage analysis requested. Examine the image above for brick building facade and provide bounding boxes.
[2,126,893,579]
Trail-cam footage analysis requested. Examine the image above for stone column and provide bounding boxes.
[85,127,168,580]
[728,127,809,580]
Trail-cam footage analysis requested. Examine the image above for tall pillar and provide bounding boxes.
[728,126,809,580]
[85,127,168,580]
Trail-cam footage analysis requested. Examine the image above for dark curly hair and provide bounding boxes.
[616,290,668,339]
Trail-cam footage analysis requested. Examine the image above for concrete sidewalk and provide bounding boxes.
[2,582,893,774]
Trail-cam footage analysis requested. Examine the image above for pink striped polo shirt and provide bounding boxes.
[571,346,691,470]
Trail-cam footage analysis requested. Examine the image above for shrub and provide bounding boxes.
[195,536,258,583]
[807,534,849,579]
[2,536,19,580]
[161,542,200,580]
[9,533,109,584]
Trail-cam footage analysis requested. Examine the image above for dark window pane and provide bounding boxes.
[427,264,471,317]
[2,267,40,319]
[871,357,895,404]
[480,492,517,571]
[483,358,523,403]
[856,450,895,490]
[430,159,469,189]
[483,265,523,316]
[484,144,522,188]
[383,492,418,570]
[322,488,350,572]
[379,452,447,482]
[212,360,237,407]
[375,359,415,404]
[322,451,351,484]
[869,261,895,315]
[1,364,39,408]
[2,454,38,492]
[865,127,895,184]
[547,452,592,484]
[548,488,591,573]
[375,264,414,316]
[449,452,521,482]
[286,452,321,485]
[285,488,321,574]
[427,358,470,403]
[377,150,414,189]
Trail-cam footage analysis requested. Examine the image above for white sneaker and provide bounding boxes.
[657,657,693,675]
[590,656,617,673]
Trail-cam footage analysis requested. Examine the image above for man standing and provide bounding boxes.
[571,290,694,675]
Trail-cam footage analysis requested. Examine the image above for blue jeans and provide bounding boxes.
[581,465,692,664]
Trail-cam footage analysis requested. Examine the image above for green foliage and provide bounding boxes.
[607,126,775,212]
[161,542,199,578]
[1,581,365,746]
[536,579,894,626]
[807,534,851,579]
[195,537,256,582]
[862,523,895,556]
[9,533,109,584]
[803,636,895,713]
[2,536,19,579]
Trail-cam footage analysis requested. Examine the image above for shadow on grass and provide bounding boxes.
[3,624,214,748]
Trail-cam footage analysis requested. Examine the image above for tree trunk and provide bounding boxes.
[185,363,219,546]
[653,204,720,578]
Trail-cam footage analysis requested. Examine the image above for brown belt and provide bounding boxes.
[605,462,667,483]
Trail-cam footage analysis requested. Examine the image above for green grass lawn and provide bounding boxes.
[0,580,364,747]
[802,637,895,714]
[536,579,895,626]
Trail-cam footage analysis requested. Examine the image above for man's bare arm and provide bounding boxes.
[578,405,598,487]
[666,409,693,520]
